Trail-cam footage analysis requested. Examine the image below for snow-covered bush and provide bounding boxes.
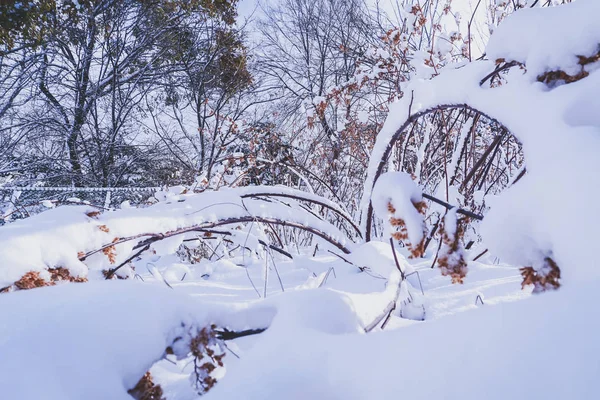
[372,172,427,258]
[363,0,600,292]
[0,185,357,291]
[437,208,468,284]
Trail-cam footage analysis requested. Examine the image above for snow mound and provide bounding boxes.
[0,281,210,399]
[0,280,366,399]
[206,283,600,400]
[486,0,600,79]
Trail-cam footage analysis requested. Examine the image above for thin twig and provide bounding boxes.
[267,249,285,293]
[215,328,268,340]
[472,248,488,262]
[479,61,520,86]
[241,192,361,237]
[105,244,150,280]
[81,215,352,264]
[364,281,402,333]
[146,263,173,289]
[405,270,425,295]
[389,238,405,280]
[318,267,336,288]
[263,250,269,298]
[221,342,240,359]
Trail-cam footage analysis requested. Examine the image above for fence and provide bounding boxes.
[0,186,161,223]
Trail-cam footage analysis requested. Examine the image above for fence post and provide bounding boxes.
[104,190,112,209]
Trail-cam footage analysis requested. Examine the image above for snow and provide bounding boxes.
[372,172,425,247]
[487,0,600,78]
[0,222,598,399]
[346,240,412,278]
[206,281,599,400]
[0,243,546,400]
[443,206,458,237]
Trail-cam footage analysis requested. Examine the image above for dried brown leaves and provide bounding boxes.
[190,325,225,395]
[48,267,87,283]
[437,215,469,284]
[176,243,208,265]
[128,372,165,400]
[520,257,561,293]
[85,210,101,219]
[537,49,600,85]
[4,267,87,294]
[102,237,120,264]
[14,271,49,290]
[387,200,427,258]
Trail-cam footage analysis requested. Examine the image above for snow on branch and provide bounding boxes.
[486,0,600,84]
[238,186,361,238]
[0,186,355,289]
[436,208,468,284]
[372,172,427,258]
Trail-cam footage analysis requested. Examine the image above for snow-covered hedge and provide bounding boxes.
[0,186,356,290]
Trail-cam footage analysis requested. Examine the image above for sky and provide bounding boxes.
[236,0,490,56]
[237,0,486,21]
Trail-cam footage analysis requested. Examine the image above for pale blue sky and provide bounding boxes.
[235,0,489,56]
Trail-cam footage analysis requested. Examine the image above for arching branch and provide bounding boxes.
[364,104,513,241]
[240,191,361,238]
[81,215,352,271]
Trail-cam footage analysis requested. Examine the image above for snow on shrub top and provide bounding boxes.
[486,0,600,79]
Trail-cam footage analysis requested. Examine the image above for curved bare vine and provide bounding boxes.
[82,215,353,279]
[240,191,361,238]
[364,103,519,241]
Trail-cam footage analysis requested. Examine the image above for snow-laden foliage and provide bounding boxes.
[372,172,427,257]
[363,0,600,287]
[437,208,468,284]
[0,185,357,290]
[487,0,599,80]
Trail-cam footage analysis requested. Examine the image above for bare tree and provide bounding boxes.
[257,0,377,210]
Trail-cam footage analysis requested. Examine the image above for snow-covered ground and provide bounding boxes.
[2,241,597,399]
[0,243,545,400]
